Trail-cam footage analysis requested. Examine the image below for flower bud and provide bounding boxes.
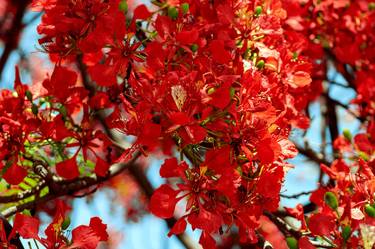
[255,6,262,16]
[343,129,352,141]
[256,60,265,69]
[119,0,128,13]
[181,3,189,15]
[324,191,338,210]
[25,90,33,101]
[191,44,198,52]
[286,237,298,249]
[62,216,71,230]
[32,104,38,115]
[364,204,375,217]
[342,225,351,241]
[168,7,178,20]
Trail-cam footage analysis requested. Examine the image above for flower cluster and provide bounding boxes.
[0,0,374,248]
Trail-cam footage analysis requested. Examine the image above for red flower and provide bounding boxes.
[94,156,110,177]
[56,155,79,180]
[2,164,27,185]
[69,217,108,249]
[308,213,336,236]
[149,184,180,219]
[9,213,40,241]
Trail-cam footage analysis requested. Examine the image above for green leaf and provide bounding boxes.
[40,186,49,197]
[22,209,32,217]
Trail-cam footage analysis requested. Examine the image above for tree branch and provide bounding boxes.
[295,144,331,166]
[1,152,141,218]
[280,191,313,199]
[0,0,30,80]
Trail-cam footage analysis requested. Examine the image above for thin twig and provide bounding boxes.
[280,191,313,199]
[295,144,332,166]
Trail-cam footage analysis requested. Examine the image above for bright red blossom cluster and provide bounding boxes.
[0,0,374,248]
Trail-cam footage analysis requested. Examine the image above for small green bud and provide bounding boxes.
[59,105,67,117]
[230,87,235,98]
[191,43,198,52]
[256,59,265,69]
[369,2,375,11]
[365,204,375,217]
[119,0,128,13]
[324,191,339,210]
[293,52,298,60]
[25,90,33,101]
[168,7,179,20]
[207,87,215,95]
[286,237,298,249]
[31,104,38,115]
[62,216,71,230]
[342,225,351,241]
[181,3,189,14]
[343,129,352,141]
[358,151,369,161]
[243,48,251,60]
[22,210,32,217]
[255,6,262,16]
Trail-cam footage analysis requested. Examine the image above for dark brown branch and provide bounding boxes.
[328,80,352,89]
[264,211,301,239]
[319,97,327,183]
[0,181,46,203]
[295,144,331,166]
[0,0,30,79]
[323,93,364,122]
[280,191,313,199]
[326,95,339,152]
[324,48,355,88]
[1,152,141,218]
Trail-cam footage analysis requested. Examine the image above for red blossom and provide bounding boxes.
[149,184,179,219]
[2,164,27,185]
[1,0,375,248]
[55,155,79,180]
